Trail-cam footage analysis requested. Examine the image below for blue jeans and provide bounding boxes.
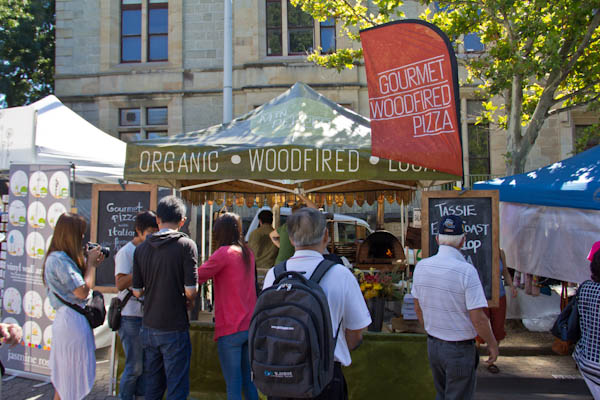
[217,330,258,400]
[118,316,145,400]
[140,326,192,400]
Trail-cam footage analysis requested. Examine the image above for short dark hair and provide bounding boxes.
[257,210,273,224]
[134,210,158,236]
[591,250,600,283]
[156,195,186,223]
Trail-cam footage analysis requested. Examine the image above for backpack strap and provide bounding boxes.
[273,261,287,280]
[309,259,337,283]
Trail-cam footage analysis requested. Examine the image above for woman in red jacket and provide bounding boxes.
[197,212,258,400]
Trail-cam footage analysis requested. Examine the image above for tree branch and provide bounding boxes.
[547,93,600,117]
[552,82,600,104]
[339,0,375,26]
[551,10,600,88]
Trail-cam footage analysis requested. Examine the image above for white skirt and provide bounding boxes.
[50,305,96,400]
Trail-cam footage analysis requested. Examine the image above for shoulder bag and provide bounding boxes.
[55,290,106,330]
[550,281,587,343]
[108,290,134,331]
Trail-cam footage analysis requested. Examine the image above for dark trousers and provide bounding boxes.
[427,335,479,400]
[268,362,347,400]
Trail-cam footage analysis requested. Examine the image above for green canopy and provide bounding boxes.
[125,83,457,204]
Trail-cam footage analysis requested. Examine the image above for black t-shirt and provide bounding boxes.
[132,230,198,331]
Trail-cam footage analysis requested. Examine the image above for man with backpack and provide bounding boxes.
[254,207,371,400]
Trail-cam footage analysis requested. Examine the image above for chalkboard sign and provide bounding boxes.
[91,184,157,290]
[421,190,499,307]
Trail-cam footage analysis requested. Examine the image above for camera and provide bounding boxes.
[86,242,110,258]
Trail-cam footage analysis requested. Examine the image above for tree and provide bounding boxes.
[0,0,55,108]
[294,0,600,174]
[292,0,405,70]
[423,1,600,174]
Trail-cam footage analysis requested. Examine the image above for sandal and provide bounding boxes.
[487,364,500,374]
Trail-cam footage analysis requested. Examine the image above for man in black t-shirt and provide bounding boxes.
[132,196,198,400]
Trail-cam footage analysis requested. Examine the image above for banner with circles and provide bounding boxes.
[0,164,70,377]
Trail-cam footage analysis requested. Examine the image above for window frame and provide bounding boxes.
[466,99,490,175]
[147,1,169,62]
[319,17,336,55]
[120,0,143,63]
[118,106,168,142]
[467,123,490,175]
[120,0,169,64]
[266,0,283,56]
[266,0,335,57]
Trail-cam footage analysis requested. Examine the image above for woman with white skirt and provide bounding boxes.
[43,213,104,400]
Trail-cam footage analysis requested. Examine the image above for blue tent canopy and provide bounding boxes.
[473,145,600,210]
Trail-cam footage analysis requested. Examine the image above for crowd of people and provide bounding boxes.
[1,194,598,400]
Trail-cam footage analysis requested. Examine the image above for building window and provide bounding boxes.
[148,0,168,61]
[466,100,490,175]
[121,0,168,63]
[468,123,490,175]
[464,33,484,52]
[119,106,168,142]
[121,0,142,62]
[574,125,600,153]
[287,1,313,55]
[320,18,336,54]
[266,0,335,57]
[266,0,282,56]
[434,3,483,53]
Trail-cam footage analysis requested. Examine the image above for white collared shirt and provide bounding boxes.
[263,250,372,366]
[411,245,488,341]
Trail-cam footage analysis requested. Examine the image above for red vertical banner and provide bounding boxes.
[360,20,463,177]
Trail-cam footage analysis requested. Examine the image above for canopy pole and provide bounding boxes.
[401,200,405,247]
[209,202,214,255]
[238,179,297,193]
[367,180,417,190]
[201,203,206,263]
[223,0,233,123]
[179,179,235,191]
[304,180,360,193]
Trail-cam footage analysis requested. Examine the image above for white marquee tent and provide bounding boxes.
[0,95,125,183]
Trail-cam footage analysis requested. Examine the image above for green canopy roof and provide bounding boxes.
[124,83,458,202]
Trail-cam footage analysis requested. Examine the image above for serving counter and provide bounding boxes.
[115,322,435,399]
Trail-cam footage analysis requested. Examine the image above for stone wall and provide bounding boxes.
[53,0,593,173]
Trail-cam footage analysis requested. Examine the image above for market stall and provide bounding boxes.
[124,82,457,206]
[473,145,600,284]
[474,146,600,329]
[116,83,461,397]
[0,95,126,183]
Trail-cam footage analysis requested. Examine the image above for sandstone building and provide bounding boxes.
[55,0,597,184]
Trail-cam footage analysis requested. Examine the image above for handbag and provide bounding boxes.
[55,290,106,330]
[108,290,134,331]
[550,282,586,343]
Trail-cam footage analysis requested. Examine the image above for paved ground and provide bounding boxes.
[2,321,593,399]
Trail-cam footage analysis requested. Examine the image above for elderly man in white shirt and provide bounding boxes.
[412,215,498,400]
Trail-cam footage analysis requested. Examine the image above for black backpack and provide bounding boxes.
[249,259,340,398]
